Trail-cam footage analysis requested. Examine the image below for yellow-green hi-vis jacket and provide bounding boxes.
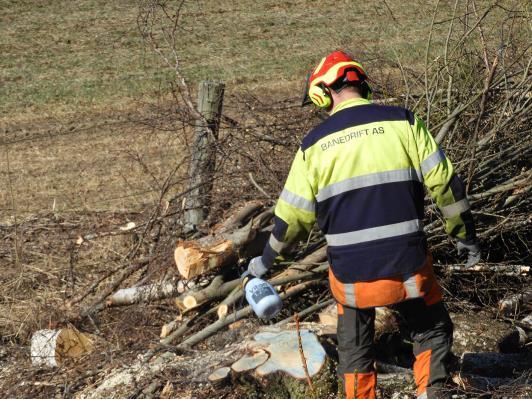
[261,98,476,300]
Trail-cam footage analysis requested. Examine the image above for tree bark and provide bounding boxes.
[451,312,529,354]
[106,280,191,307]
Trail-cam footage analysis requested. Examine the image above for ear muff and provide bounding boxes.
[360,81,373,101]
[308,84,332,108]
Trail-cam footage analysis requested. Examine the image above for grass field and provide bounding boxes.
[0,0,528,220]
[1,0,454,122]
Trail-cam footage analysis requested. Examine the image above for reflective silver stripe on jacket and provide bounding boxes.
[325,219,423,247]
[440,198,470,218]
[403,273,420,298]
[268,234,289,254]
[420,149,446,175]
[417,392,428,399]
[316,168,423,202]
[279,188,315,213]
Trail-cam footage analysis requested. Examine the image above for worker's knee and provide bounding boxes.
[338,351,374,375]
[411,301,453,350]
[337,305,376,375]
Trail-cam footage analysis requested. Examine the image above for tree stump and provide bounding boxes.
[213,327,337,399]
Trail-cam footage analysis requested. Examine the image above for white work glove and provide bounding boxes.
[245,256,268,279]
[457,240,481,267]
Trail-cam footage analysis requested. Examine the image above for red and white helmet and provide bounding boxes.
[302,50,370,108]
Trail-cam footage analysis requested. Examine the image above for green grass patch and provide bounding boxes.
[0,0,446,120]
[0,0,527,120]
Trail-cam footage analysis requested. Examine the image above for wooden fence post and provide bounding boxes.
[184,80,225,231]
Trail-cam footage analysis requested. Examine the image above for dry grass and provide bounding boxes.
[0,108,188,221]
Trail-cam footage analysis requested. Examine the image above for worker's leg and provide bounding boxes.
[337,303,377,399]
[394,299,453,399]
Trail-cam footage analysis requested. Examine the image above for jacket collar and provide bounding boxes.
[331,98,371,115]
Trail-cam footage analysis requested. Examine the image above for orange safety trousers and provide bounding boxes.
[335,256,453,399]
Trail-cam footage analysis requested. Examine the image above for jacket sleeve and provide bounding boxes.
[261,148,317,269]
[411,116,477,242]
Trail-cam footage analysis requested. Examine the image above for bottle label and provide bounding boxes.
[251,284,275,303]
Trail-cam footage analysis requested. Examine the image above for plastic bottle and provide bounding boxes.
[243,277,283,320]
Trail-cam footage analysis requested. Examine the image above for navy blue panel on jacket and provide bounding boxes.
[316,181,425,234]
[262,243,278,267]
[301,104,415,151]
[328,232,427,282]
[271,216,289,241]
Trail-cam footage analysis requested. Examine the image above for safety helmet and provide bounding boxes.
[302,50,371,108]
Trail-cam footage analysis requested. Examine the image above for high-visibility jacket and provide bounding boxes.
[261,98,476,307]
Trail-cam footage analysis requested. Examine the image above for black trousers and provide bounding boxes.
[337,299,453,399]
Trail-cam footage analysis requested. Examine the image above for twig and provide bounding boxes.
[294,312,315,394]
[466,55,499,192]
[78,255,154,318]
[276,299,335,326]
[248,172,272,199]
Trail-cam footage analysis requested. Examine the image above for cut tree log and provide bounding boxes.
[174,275,224,312]
[172,277,240,320]
[31,328,94,368]
[459,352,532,377]
[174,205,272,279]
[106,280,192,307]
[451,311,530,354]
[174,238,239,280]
[216,285,242,320]
[160,318,180,339]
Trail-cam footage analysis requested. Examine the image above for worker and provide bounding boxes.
[244,50,480,399]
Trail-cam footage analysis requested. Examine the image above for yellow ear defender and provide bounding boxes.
[308,84,332,109]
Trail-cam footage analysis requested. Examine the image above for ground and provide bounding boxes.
[0,1,530,398]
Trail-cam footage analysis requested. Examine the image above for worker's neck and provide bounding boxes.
[329,89,364,114]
